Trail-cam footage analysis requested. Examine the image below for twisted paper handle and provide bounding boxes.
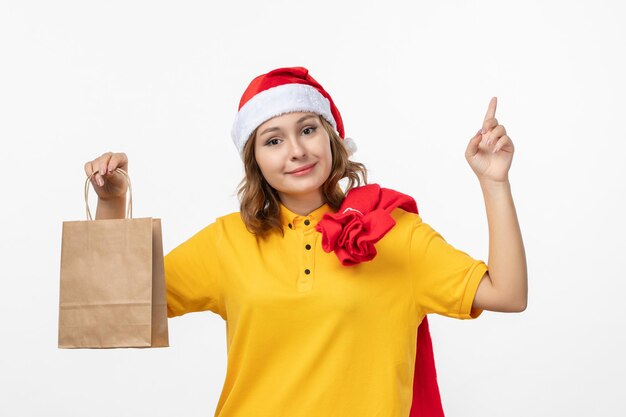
[84,168,133,220]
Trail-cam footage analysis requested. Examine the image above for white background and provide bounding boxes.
[1,0,625,416]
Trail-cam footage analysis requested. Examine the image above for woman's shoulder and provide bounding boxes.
[215,211,244,224]
[183,211,248,241]
[208,211,249,234]
[389,207,423,228]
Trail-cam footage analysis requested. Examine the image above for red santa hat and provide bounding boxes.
[231,66,357,157]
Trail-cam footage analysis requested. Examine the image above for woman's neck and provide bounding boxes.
[278,191,325,216]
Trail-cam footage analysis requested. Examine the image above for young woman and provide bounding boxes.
[84,66,527,417]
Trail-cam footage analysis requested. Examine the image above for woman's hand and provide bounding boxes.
[465,97,514,184]
[83,152,129,201]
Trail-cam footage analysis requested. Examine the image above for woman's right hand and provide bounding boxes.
[84,152,129,201]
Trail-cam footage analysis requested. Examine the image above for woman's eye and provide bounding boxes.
[303,126,317,135]
[266,138,281,146]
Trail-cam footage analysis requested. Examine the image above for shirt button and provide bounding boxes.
[304,269,311,275]
[304,219,310,226]
[305,244,311,250]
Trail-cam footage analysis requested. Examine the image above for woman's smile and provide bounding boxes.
[286,162,317,176]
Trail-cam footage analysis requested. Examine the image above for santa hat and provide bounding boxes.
[231,66,357,157]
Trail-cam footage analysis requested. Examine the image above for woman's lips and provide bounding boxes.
[286,163,316,176]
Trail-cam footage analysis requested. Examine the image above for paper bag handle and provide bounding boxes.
[84,168,133,220]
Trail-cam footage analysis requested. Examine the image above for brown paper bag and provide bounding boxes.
[58,169,169,348]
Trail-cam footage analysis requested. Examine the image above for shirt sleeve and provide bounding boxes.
[409,215,488,319]
[164,222,225,320]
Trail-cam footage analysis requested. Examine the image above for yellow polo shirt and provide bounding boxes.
[165,203,487,417]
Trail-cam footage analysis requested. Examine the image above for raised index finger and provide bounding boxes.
[483,96,497,122]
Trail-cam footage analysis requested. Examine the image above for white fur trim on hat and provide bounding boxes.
[343,136,357,156]
[231,83,337,155]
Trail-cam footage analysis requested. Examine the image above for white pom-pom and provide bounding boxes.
[343,136,357,156]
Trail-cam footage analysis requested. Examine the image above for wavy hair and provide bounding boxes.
[237,115,367,237]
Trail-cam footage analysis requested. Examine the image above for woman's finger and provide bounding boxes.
[107,152,128,173]
[98,152,114,175]
[492,134,513,154]
[84,160,103,186]
[84,161,100,187]
[481,117,499,134]
[100,172,107,187]
[465,129,483,159]
[84,161,95,177]
[486,125,506,146]
[483,97,497,122]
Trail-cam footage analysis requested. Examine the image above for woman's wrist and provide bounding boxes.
[479,178,511,196]
[95,196,127,219]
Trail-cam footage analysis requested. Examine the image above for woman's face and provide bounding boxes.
[254,111,333,204]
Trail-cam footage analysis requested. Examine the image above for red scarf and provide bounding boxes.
[316,184,445,417]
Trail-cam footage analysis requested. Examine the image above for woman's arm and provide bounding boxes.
[465,98,528,313]
[473,180,527,312]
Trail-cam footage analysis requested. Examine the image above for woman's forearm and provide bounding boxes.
[480,179,528,310]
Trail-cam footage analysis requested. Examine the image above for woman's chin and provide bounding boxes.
[277,181,325,200]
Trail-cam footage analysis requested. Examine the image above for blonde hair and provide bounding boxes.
[237,115,367,237]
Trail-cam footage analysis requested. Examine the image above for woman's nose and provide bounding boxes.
[288,138,306,159]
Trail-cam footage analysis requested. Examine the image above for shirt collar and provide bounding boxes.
[279,202,335,231]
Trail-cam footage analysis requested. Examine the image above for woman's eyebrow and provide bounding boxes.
[258,115,318,136]
[296,115,318,124]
